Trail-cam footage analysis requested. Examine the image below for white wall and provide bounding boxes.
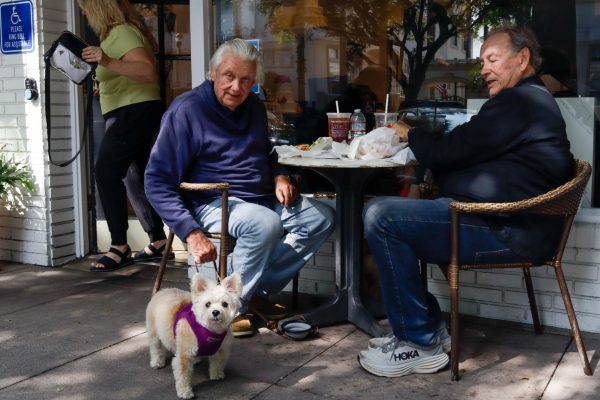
[0,0,79,266]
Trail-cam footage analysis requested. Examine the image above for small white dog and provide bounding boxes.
[146,272,242,399]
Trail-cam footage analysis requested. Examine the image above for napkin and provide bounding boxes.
[272,145,341,159]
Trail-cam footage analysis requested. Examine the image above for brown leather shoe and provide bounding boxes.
[231,314,254,338]
[249,296,287,320]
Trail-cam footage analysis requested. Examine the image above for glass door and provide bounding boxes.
[85,1,191,253]
[133,0,191,106]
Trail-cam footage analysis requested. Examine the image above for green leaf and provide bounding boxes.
[0,146,34,195]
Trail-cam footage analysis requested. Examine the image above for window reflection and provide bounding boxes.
[136,4,158,43]
[216,0,600,206]
[165,5,191,55]
[165,60,192,105]
[134,2,191,107]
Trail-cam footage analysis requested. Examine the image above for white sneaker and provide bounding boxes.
[359,337,449,378]
[369,322,452,353]
[438,324,452,353]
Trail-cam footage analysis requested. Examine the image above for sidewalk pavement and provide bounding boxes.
[1,259,599,400]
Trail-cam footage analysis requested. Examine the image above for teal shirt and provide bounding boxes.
[96,24,160,114]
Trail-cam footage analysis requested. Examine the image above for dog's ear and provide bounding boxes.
[190,273,213,295]
[221,272,242,296]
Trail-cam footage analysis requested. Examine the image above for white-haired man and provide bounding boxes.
[145,39,335,337]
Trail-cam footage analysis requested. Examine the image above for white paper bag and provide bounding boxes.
[348,127,406,160]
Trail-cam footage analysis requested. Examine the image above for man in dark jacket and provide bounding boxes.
[145,39,335,338]
[359,26,573,378]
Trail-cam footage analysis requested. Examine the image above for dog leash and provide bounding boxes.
[193,260,222,284]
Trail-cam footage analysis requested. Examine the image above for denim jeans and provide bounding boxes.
[196,195,335,306]
[363,196,524,346]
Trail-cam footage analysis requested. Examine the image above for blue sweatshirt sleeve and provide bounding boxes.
[145,99,202,241]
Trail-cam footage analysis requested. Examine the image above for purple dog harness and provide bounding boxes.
[173,304,227,357]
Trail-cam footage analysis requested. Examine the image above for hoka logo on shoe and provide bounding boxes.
[393,349,420,362]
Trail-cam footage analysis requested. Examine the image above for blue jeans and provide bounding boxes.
[196,195,335,306]
[363,197,524,346]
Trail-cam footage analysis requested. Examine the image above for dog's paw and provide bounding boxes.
[149,359,166,369]
[176,387,195,399]
[209,370,225,380]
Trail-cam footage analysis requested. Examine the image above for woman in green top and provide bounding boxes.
[78,0,170,271]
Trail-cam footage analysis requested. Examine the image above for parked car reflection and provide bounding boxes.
[267,110,295,145]
[399,100,475,134]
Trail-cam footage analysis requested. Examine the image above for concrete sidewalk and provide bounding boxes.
[1,259,599,400]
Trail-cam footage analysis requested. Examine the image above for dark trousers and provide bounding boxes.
[96,100,166,245]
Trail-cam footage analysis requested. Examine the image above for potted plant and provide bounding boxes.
[0,146,34,196]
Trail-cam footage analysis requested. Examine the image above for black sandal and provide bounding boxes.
[134,243,175,261]
[90,246,134,272]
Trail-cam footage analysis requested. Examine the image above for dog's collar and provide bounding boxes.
[173,304,227,357]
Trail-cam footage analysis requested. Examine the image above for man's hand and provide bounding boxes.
[391,120,413,142]
[274,175,297,207]
[186,229,217,264]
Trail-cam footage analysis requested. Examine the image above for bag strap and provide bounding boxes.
[44,45,93,168]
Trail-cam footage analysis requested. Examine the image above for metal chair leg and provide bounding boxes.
[152,231,175,295]
[449,210,460,381]
[523,267,543,334]
[554,263,592,375]
[449,264,460,381]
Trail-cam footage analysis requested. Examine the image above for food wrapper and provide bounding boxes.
[310,137,333,150]
[348,127,407,160]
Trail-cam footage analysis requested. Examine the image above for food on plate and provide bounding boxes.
[295,144,311,151]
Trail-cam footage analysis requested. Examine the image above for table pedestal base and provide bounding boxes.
[302,167,389,338]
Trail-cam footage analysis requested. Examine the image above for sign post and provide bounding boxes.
[1,0,34,54]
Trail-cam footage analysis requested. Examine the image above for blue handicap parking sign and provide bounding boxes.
[1,0,34,54]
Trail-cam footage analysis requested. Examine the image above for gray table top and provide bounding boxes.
[278,156,404,169]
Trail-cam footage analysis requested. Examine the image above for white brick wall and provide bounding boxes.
[0,0,78,266]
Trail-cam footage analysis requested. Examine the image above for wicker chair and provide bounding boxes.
[152,182,235,295]
[447,159,592,380]
[151,181,302,307]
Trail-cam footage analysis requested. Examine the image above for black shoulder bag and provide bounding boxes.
[43,31,97,167]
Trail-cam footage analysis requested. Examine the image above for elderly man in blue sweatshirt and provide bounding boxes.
[145,39,335,337]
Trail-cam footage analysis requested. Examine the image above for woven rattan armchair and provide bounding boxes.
[447,159,592,380]
[152,182,235,295]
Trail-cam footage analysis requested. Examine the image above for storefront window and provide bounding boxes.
[213,0,600,207]
[134,1,192,105]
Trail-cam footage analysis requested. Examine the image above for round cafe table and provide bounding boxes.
[280,156,404,337]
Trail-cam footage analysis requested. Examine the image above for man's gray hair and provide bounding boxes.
[208,38,264,84]
[486,26,541,71]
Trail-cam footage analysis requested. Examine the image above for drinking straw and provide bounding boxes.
[335,100,340,114]
[384,94,390,125]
